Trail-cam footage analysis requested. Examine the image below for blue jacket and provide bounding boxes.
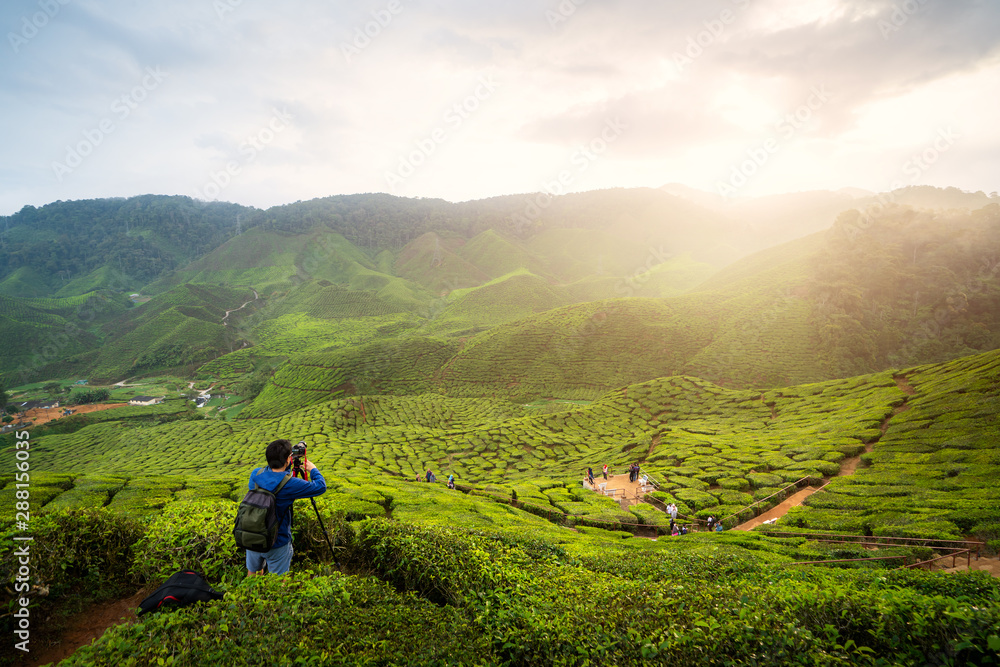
[247,467,327,549]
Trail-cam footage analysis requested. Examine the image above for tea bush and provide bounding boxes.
[61,571,495,667]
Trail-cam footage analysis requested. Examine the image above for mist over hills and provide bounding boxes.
[0,186,997,402]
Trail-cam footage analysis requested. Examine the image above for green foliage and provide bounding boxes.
[62,572,495,667]
[0,196,255,293]
[0,507,143,600]
[130,500,244,586]
[69,387,111,404]
[353,519,1000,667]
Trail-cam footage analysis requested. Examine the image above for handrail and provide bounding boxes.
[758,530,985,552]
[785,555,910,567]
[906,549,974,570]
[640,469,661,490]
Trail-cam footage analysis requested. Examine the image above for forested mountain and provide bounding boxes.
[1,187,997,395]
[0,195,255,296]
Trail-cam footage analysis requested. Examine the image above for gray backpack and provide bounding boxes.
[233,470,292,552]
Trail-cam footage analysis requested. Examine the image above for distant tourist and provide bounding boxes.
[706,516,715,532]
[671,525,680,536]
[587,467,595,485]
[447,473,455,489]
[714,522,724,532]
[602,464,608,480]
[680,525,688,535]
[668,504,678,521]
[426,469,436,483]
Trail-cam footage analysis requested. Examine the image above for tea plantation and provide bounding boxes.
[1,193,999,665]
[2,350,999,664]
[1,472,999,666]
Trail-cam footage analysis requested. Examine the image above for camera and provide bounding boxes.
[291,441,307,467]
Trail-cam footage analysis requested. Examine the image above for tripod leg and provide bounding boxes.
[311,497,339,567]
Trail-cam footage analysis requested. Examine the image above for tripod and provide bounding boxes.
[290,454,338,565]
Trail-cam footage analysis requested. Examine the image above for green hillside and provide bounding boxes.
[2,187,1000,666]
[6,189,995,392]
[82,284,254,380]
[435,298,717,400]
[239,337,460,419]
[422,271,569,335]
[4,472,999,665]
[12,348,996,537]
[6,351,998,533]
[0,292,131,386]
[784,350,1000,540]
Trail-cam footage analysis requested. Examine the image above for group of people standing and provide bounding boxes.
[583,463,650,487]
[415,470,456,489]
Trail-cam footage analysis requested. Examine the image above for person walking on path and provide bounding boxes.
[587,467,595,485]
[602,464,608,480]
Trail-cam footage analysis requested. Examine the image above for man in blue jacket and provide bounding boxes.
[245,439,327,575]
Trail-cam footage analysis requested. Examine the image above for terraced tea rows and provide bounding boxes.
[8,350,998,544]
[783,351,1000,545]
[240,337,459,418]
[436,298,719,400]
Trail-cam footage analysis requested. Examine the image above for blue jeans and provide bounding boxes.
[245,541,294,575]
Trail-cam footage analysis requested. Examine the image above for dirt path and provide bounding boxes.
[939,556,1000,578]
[27,590,145,667]
[223,288,260,326]
[736,375,917,532]
[735,487,818,531]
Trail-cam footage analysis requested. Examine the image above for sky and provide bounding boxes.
[1,0,999,215]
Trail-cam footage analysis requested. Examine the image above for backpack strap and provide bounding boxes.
[250,468,293,493]
[273,471,293,495]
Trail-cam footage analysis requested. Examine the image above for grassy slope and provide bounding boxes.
[85,284,251,380]
[436,297,719,400]
[0,292,130,385]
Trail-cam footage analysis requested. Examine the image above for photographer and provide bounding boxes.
[245,438,327,576]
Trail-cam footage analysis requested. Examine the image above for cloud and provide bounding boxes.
[0,0,998,213]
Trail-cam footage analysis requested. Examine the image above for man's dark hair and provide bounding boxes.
[266,439,293,469]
